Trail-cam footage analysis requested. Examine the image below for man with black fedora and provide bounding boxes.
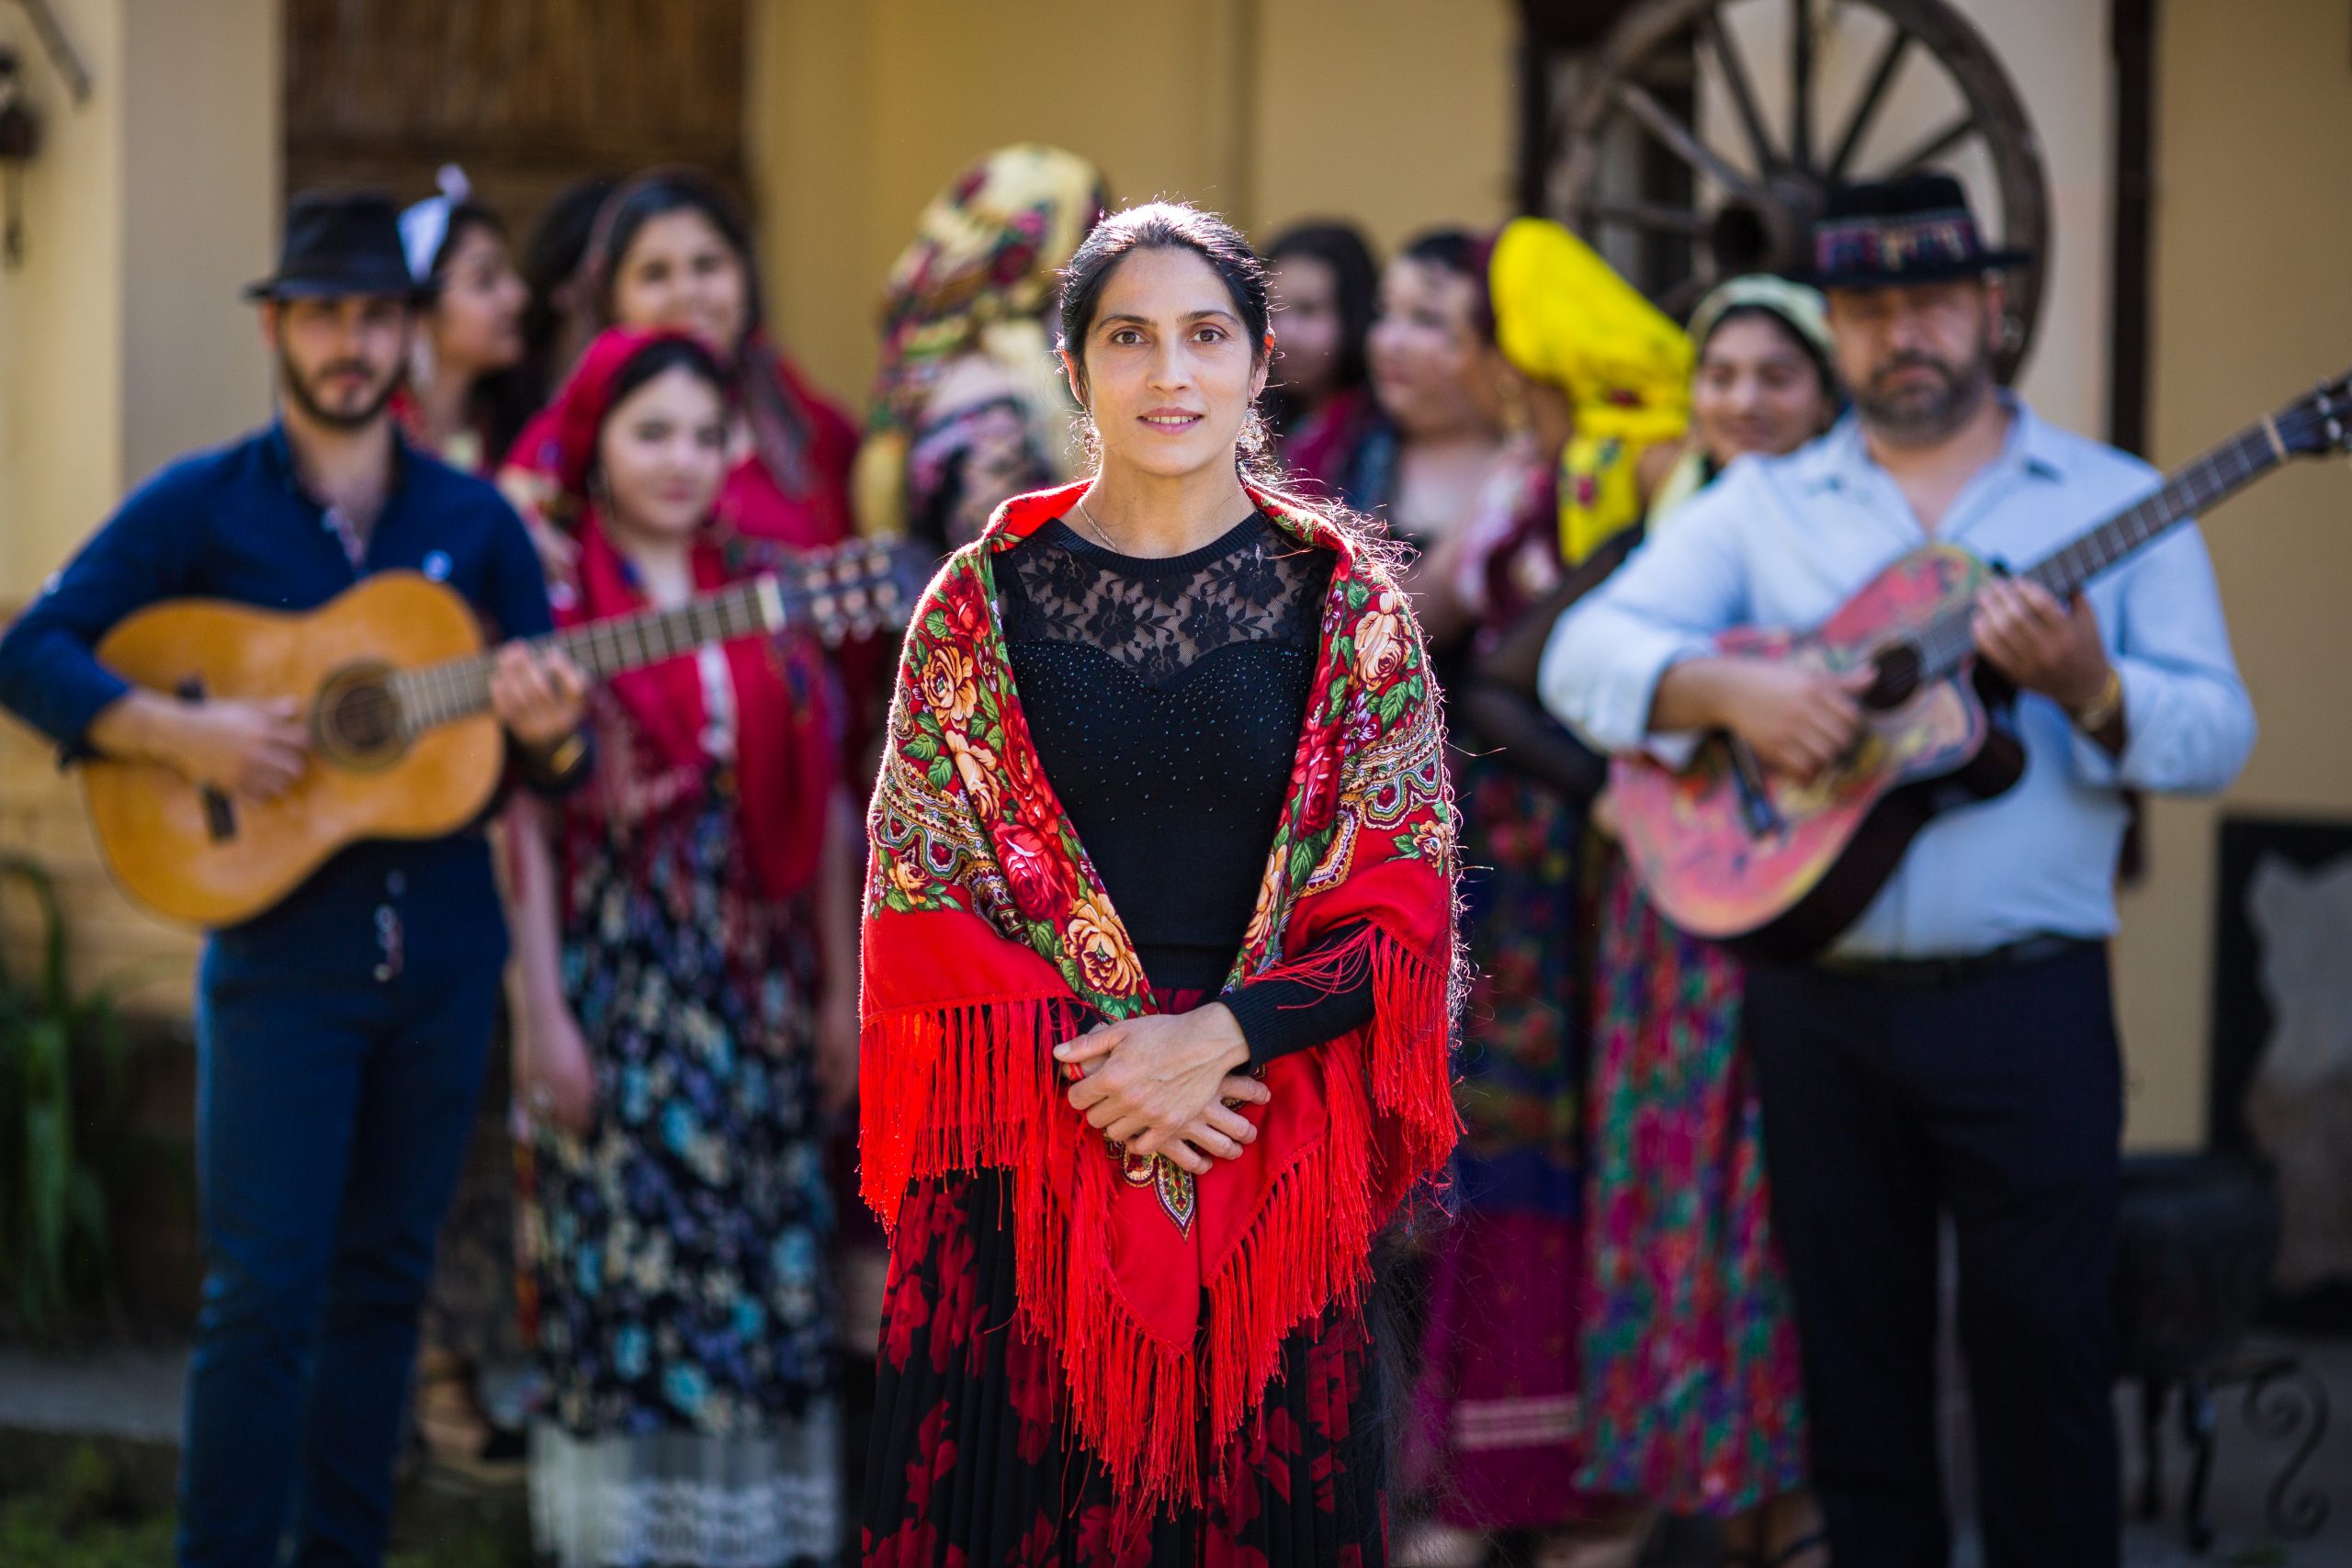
[1545,172,2255,1564]
[0,189,592,1566]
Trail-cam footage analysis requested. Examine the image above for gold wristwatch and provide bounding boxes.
[2070,667,2124,735]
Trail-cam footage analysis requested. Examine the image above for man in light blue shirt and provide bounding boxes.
[1544,175,2254,1568]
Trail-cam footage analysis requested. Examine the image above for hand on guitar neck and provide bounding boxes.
[86,642,588,802]
[1651,659,1876,782]
[1972,576,2124,755]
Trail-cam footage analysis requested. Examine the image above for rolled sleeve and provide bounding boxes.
[0,470,208,759]
[2066,524,2256,795]
[1536,476,1754,755]
[1540,606,1709,756]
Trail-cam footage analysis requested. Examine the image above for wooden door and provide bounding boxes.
[284,0,749,237]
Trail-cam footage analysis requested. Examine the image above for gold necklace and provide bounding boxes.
[1073,495,1122,552]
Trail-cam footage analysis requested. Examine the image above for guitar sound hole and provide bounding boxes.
[1863,646,1923,710]
[314,665,407,770]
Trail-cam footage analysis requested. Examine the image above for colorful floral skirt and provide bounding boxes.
[527,793,840,1566]
[1574,853,1806,1514]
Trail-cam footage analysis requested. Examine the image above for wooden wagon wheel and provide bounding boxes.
[1548,0,2049,381]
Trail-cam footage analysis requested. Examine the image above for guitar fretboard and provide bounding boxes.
[389,576,782,732]
[1907,422,2283,680]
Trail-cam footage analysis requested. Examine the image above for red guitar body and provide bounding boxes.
[1610,543,2025,960]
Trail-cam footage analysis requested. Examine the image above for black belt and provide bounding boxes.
[1810,933,2102,989]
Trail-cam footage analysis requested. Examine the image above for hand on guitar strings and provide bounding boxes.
[1971,577,2114,716]
[1056,1006,1271,1177]
[94,691,311,801]
[489,643,589,753]
[1665,659,1874,782]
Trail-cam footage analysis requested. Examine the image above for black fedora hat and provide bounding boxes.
[1810,171,2030,291]
[244,190,431,302]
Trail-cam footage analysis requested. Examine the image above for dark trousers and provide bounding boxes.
[177,948,502,1568]
[1746,943,2121,1568]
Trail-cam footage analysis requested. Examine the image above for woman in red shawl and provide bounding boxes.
[859,203,1460,1565]
[504,328,859,1567]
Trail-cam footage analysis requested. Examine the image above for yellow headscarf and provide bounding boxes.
[1488,217,1692,566]
[855,144,1109,537]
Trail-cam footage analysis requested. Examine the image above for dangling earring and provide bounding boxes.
[1496,365,1532,440]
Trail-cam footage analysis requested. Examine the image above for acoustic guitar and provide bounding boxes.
[83,537,921,927]
[1612,371,2352,962]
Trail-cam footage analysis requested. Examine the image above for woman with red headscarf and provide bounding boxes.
[505,328,858,1567]
[501,169,859,567]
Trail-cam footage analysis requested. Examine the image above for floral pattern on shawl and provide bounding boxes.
[859,479,1460,1517]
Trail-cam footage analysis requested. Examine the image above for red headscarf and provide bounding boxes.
[541,327,838,904]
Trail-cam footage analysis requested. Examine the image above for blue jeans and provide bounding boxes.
[177,946,502,1567]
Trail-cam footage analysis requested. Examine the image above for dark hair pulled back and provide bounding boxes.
[604,334,732,417]
[1057,201,1274,467]
[1263,220,1379,428]
[1399,226,1497,344]
[1056,200,1394,563]
[594,170,766,335]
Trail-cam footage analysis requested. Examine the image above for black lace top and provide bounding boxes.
[996,511,1374,1064]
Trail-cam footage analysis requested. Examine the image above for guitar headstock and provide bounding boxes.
[2273,369,2352,458]
[780,537,931,646]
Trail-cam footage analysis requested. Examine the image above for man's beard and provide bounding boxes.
[1854,342,1994,444]
[279,345,399,432]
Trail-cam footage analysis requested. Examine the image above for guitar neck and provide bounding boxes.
[2023,423,2280,600]
[1917,420,2283,679]
[391,576,782,732]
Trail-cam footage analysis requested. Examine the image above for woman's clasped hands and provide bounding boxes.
[1054,1003,1271,1177]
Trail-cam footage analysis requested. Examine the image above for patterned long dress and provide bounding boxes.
[526,681,842,1567]
[1573,858,1805,1512]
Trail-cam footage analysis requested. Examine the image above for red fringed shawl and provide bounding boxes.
[860,479,1461,1512]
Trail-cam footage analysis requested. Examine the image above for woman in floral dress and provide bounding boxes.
[507,327,861,1567]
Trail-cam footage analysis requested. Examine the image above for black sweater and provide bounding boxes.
[996,512,1375,1064]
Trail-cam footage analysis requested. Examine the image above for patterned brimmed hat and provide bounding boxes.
[1810,171,2030,290]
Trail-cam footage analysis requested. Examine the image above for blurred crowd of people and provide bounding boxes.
[370,145,1850,1568]
[3,114,2254,1568]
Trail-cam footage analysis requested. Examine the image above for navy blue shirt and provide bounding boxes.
[0,423,556,981]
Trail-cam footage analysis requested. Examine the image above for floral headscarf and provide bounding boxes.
[854,144,1109,537]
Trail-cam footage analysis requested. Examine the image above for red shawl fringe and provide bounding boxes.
[858,919,1457,1515]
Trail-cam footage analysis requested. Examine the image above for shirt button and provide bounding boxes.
[386,871,406,897]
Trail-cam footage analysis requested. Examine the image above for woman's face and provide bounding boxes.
[1067,245,1266,485]
[610,209,751,354]
[597,366,729,540]
[429,222,527,376]
[1367,255,1502,441]
[1270,254,1344,404]
[1691,312,1838,466]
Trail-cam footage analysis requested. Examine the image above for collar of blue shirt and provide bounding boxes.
[1789,390,2073,496]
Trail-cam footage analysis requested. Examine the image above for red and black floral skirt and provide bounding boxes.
[860,1166,1390,1566]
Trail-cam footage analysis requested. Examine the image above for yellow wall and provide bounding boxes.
[751,0,1516,410]
[0,0,125,598]
[119,0,278,491]
[0,0,277,1007]
[2119,0,2352,1146]
[0,0,276,595]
